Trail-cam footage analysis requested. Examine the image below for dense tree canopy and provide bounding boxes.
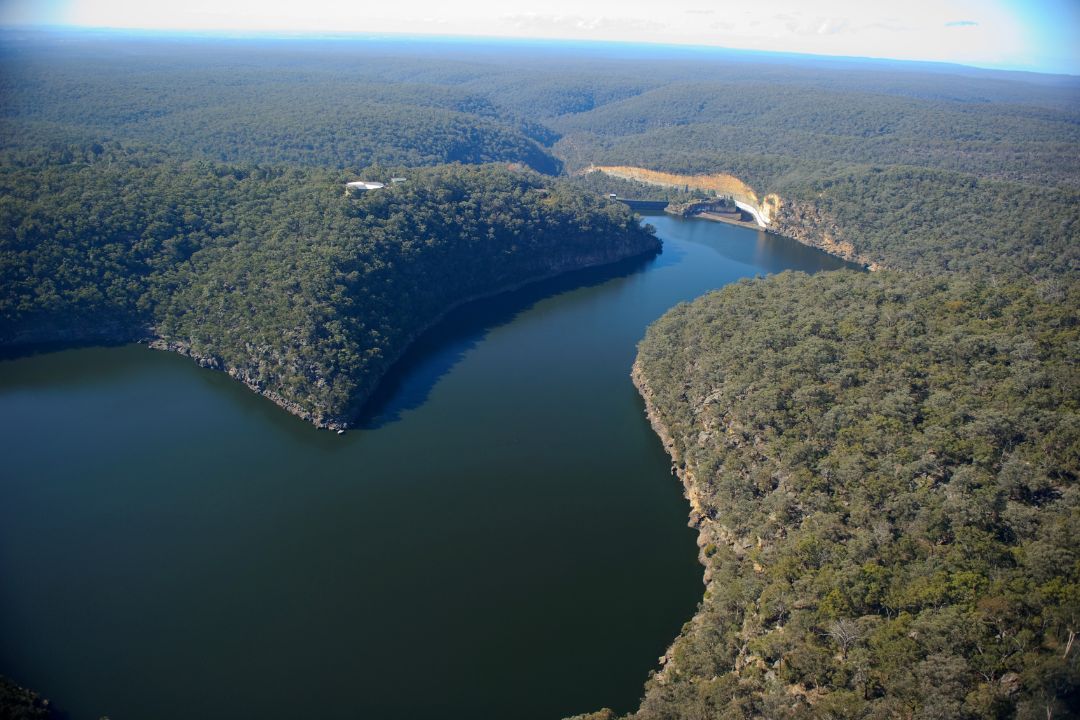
[632,272,1079,719]
[779,167,1080,279]
[0,151,655,425]
[554,81,1080,187]
[0,40,562,173]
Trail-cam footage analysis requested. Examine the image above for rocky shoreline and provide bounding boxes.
[146,337,345,429]
[145,240,661,432]
[629,360,714,685]
[578,177,884,714]
[3,233,660,432]
[630,359,769,692]
[771,198,882,271]
[3,190,865,436]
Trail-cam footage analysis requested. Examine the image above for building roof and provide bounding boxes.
[346,181,385,191]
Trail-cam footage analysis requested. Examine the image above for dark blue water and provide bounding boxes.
[0,215,855,719]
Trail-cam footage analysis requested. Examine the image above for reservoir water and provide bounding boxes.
[0,215,855,719]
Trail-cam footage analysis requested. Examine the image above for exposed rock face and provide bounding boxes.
[588,165,760,205]
[631,361,710,523]
[586,165,783,227]
[613,273,1080,718]
[629,360,753,690]
[146,338,348,429]
[589,164,882,269]
[771,198,882,270]
[4,230,657,432]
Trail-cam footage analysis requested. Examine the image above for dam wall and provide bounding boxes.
[734,200,767,228]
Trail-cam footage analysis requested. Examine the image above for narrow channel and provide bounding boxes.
[0,215,856,720]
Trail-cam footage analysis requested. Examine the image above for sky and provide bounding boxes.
[1,0,1078,75]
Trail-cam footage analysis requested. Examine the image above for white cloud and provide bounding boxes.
[0,0,1073,74]
[500,12,661,36]
[816,19,849,36]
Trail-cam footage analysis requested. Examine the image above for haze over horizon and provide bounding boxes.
[1,0,1077,76]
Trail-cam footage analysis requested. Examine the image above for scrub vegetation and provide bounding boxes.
[633,272,1078,719]
[0,29,1077,717]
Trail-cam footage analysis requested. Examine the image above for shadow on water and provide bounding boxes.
[354,248,665,429]
[0,339,161,393]
[0,336,134,363]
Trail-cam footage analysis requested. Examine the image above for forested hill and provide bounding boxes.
[544,61,1080,279]
[553,81,1080,188]
[0,153,656,427]
[0,35,562,173]
[629,272,1078,719]
[6,31,1079,192]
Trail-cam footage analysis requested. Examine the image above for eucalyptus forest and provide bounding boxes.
[0,28,1077,720]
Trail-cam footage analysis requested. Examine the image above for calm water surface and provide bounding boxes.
[0,216,855,719]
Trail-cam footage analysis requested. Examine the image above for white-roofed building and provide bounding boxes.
[345,180,385,195]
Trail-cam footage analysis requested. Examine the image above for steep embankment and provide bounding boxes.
[573,159,1080,720]
[769,197,881,270]
[626,271,1079,718]
[151,220,659,431]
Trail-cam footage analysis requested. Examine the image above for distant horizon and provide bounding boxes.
[2,0,1077,76]
[3,23,1078,80]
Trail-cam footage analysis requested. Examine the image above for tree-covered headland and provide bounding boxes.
[631,271,1078,719]
[0,151,655,426]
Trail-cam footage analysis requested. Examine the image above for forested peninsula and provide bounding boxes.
[1,155,655,427]
[626,273,1077,719]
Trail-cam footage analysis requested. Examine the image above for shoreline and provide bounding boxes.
[150,240,662,431]
[2,186,872,436]
[629,360,714,684]
[620,205,877,707]
[629,358,760,690]
[629,361,707,523]
[2,237,660,433]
